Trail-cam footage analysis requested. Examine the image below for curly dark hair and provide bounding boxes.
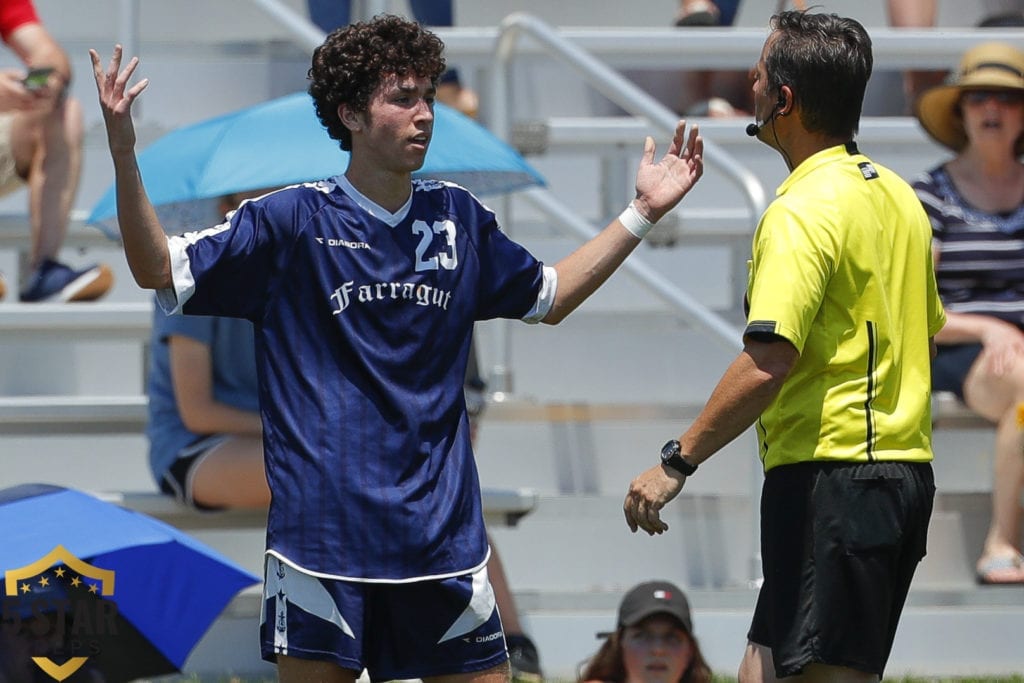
[308,14,446,151]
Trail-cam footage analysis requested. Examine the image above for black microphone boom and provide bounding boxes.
[745,122,760,136]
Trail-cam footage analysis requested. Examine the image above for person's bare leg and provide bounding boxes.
[425,662,510,683]
[277,654,359,683]
[885,0,944,111]
[886,0,936,28]
[11,97,83,267]
[739,642,879,682]
[738,642,779,683]
[190,435,271,508]
[678,69,714,115]
[981,408,1024,563]
[963,356,1024,578]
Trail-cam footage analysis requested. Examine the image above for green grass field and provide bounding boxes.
[711,678,1024,683]
[167,676,1024,683]
[710,677,1024,683]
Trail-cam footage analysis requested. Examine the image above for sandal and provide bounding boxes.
[975,553,1024,585]
[674,0,720,27]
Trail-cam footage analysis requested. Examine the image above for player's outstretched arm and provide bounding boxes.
[542,121,703,324]
[91,45,170,290]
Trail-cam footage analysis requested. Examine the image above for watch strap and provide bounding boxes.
[664,453,698,476]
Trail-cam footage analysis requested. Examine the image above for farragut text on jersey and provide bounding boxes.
[330,280,453,315]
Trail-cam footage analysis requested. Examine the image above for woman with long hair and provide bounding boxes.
[580,581,712,683]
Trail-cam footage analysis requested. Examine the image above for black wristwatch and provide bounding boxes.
[660,439,698,476]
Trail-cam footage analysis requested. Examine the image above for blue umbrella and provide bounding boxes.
[88,93,545,236]
[0,483,258,682]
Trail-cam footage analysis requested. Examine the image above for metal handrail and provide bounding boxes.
[488,12,763,585]
[488,13,758,388]
[491,13,767,225]
[236,0,1024,69]
[438,26,1024,70]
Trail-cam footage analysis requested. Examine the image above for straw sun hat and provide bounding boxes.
[914,41,1024,154]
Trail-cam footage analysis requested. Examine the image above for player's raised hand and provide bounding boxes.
[90,45,149,154]
[632,120,703,225]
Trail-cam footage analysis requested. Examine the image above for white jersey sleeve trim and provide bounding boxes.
[155,233,199,314]
[521,265,556,324]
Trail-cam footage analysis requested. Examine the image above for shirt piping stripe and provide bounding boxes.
[864,320,877,461]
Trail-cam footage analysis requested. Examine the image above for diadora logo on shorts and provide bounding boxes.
[315,237,370,250]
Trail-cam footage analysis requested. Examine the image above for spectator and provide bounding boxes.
[0,0,111,302]
[94,11,702,676]
[306,0,478,117]
[673,0,741,27]
[147,303,266,509]
[887,0,1024,112]
[579,580,712,683]
[144,192,269,511]
[624,11,945,681]
[912,41,1024,584]
[885,0,952,112]
[673,0,751,118]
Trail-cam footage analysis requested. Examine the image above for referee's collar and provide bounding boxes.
[776,143,861,196]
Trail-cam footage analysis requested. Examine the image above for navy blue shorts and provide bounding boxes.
[748,460,935,678]
[158,434,228,511]
[260,555,508,681]
[931,343,982,400]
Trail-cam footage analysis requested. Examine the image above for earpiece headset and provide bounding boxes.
[745,90,787,137]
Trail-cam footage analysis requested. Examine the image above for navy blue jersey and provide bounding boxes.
[159,177,550,580]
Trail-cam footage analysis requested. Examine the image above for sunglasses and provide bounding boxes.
[961,90,1024,106]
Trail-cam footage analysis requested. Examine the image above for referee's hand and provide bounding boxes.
[623,464,686,535]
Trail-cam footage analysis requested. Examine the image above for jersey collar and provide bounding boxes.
[334,174,413,228]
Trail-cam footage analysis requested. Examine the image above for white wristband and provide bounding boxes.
[618,201,654,239]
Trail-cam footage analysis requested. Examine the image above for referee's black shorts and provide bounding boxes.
[747,459,935,679]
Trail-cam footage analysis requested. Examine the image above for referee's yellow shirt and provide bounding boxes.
[745,143,946,472]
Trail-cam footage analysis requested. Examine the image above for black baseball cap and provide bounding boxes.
[616,580,693,633]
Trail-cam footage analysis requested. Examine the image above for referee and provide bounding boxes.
[624,10,946,683]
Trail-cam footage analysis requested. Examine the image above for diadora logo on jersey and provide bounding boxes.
[315,236,371,250]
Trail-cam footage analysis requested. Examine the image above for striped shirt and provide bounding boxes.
[913,164,1024,326]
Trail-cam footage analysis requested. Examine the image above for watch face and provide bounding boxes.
[661,439,681,462]
[660,439,696,475]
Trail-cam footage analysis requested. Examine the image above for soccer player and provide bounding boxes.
[623,11,946,683]
[90,15,703,683]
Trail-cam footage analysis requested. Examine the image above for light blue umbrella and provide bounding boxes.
[88,92,545,235]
